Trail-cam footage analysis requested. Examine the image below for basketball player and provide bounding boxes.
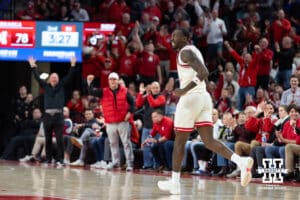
[157,29,254,195]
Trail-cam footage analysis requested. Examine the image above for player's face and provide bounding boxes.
[290,77,299,89]
[109,78,119,90]
[265,104,274,115]
[151,112,162,124]
[32,109,42,120]
[73,91,80,100]
[84,111,94,121]
[212,110,219,123]
[278,107,287,119]
[63,107,70,118]
[171,30,185,50]
[238,114,246,124]
[222,115,232,127]
[151,83,160,95]
[289,108,299,120]
[49,73,59,87]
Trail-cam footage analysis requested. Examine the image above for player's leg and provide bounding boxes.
[157,131,190,194]
[157,95,194,194]
[198,126,253,187]
[172,132,191,172]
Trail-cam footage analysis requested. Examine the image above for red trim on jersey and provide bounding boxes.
[195,121,213,127]
[178,63,191,68]
[174,127,194,132]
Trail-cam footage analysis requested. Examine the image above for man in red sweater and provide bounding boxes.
[271,9,291,43]
[255,38,274,90]
[143,110,175,171]
[114,13,135,37]
[224,41,258,111]
[136,82,166,168]
[132,25,163,85]
[118,45,138,85]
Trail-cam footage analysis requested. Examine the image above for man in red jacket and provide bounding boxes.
[87,72,135,171]
[224,41,258,111]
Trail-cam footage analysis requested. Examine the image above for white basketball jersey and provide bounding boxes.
[177,45,206,94]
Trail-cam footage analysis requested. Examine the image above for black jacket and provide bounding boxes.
[32,67,75,110]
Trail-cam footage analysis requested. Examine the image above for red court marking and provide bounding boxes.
[1,160,300,188]
[0,196,67,200]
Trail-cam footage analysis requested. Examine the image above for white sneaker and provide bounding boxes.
[99,161,107,169]
[90,161,102,168]
[239,157,254,187]
[56,161,65,168]
[126,166,133,172]
[71,137,83,149]
[70,159,84,167]
[106,162,119,170]
[157,179,180,195]
[19,155,33,162]
[64,160,70,166]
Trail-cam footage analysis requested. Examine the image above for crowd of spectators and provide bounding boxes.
[3,0,300,182]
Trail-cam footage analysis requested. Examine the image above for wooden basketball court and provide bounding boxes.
[0,161,299,200]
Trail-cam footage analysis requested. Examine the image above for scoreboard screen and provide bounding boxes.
[36,21,83,62]
[0,20,83,62]
[0,21,35,48]
[0,21,116,62]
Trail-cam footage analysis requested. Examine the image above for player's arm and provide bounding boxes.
[175,49,209,96]
[28,57,47,88]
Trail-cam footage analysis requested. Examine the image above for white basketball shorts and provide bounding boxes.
[174,91,213,132]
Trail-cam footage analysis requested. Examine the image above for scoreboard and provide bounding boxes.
[36,21,83,62]
[0,21,35,48]
[0,20,83,62]
[0,21,116,62]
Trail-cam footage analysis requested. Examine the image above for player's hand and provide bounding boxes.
[290,119,296,127]
[219,24,223,31]
[224,40,229,46]
[276,20,282,26]
[139,83,146,94]
[28,57,37,68]
[174,88,186,97]
[70,56,76,67]
[254,45,261,52]
[87,74,95,86]
[124,112,131,122]
[261,142,269,147]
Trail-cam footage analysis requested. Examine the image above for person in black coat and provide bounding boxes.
[28,57,77,165]
[0,108,42,160]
